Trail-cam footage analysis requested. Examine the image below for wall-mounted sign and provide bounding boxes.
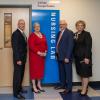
[32,10,60,83]
[32,0,62,9]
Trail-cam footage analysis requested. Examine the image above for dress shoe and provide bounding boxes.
[20,89,27,93]
[38,88,45,92]
[14,94,25,99]
[32,88,33,92]
[33,90,41,93]
[37,87,45,92]
[54,86,65,90]
[80,90,88,96]
[32,88,41,93]
[60,90,71,95]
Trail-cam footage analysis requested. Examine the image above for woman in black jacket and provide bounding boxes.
[74,20,92,96]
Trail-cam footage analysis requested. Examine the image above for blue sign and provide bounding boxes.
[32,10,60,83]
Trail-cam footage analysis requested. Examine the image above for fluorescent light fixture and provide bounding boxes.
[48,0,61,4]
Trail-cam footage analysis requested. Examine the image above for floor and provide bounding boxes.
[0,86,100,100]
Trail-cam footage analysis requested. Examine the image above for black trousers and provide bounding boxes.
[13,62,25,96]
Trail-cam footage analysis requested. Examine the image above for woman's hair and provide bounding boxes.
[33,22,40,28]
[75,20,86,28]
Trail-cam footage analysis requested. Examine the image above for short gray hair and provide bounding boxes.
[33,22,40,28]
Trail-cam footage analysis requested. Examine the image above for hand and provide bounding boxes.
[17,61,22,65]
[64,58,69,63]
[45,50,47,53]
[84,58,90,64]
[44,50,47,56]
[37,51,42,56]
[42,52,46,57]
[37,51,46,57]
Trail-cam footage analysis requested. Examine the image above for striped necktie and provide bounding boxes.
[56,32,63,52]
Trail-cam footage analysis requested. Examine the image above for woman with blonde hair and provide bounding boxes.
[74,20,92,96]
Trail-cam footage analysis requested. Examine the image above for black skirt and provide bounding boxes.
[75,58,92,77]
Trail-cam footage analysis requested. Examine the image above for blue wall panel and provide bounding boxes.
[32,10,59,83]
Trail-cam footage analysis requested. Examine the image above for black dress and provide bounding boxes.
[74,30,92,77]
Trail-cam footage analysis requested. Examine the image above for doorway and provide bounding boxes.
[0,6,31,87]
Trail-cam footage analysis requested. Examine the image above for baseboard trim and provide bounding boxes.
[42,81,100,87]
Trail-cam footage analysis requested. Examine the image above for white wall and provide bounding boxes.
[0,0,100,82]
[57,0,100,82]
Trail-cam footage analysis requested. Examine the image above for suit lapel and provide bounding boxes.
[17,29,27,42]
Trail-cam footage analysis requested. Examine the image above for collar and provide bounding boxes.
[77,30,85,35]
[18,28,24,33]
[61,29,65,34]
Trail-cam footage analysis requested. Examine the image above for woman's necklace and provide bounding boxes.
[35,32,42,38]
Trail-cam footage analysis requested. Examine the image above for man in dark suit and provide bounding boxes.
[55,20,74,94]
[11,19,27,99]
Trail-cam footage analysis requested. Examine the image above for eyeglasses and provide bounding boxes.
[60,24,66,25]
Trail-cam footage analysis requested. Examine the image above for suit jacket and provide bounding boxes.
[11,29,27,63]
[74,30,92,60]
[56,28,74,61]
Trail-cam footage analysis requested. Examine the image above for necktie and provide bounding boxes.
[22,32,27,40]
[56,32,63,52]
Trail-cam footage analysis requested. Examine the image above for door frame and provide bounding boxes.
[0,5,32,86]
[0,5,32,34]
